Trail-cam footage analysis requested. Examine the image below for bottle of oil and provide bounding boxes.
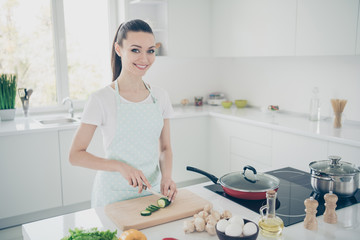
[258,190,284,237]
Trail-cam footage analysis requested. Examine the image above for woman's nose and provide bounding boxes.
[138,52,148,62]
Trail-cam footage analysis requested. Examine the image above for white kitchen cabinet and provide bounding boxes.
[272,131,328,172]
[0,132,62,220]
[209,117,273,176]
[212,0,297,57]
[170,116,209,183]
[167,0,211,57]
[327,142,360,166]
[59,128,105,206]
[296,0,359,56]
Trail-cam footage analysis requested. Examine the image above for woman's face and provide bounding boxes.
[116,31,156,77]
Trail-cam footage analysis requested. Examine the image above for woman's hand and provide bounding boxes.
[161,177,177,202]
[117,161,151,193]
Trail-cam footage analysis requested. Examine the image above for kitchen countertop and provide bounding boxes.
[1,105,359,147]
[22,181,360,240]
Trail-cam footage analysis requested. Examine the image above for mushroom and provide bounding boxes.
[205,223,216,236]
[221,210,232,219]
[203,203,213,213]
[206,215,218,226]
[183,220,195,233]
[197,210,209,220]
[194,217,206,232]
[210,210,221,221]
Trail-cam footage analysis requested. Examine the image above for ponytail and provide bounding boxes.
[111,19,153,81]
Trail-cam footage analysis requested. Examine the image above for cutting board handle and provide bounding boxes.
[186,166,219,184]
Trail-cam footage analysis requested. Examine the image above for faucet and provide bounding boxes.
[62,97,74,118]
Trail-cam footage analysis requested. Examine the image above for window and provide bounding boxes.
[0,0,113,111]
[63,0,111,101]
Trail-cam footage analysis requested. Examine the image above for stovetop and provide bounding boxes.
[204,167,360,227]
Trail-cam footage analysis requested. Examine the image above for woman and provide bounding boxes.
[69,19,177,207]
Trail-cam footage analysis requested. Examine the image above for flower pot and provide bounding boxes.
[0,108,16,121]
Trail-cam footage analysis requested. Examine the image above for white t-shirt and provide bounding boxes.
[81,83,174,150]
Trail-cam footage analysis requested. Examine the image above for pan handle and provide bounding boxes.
[186,166,219,184]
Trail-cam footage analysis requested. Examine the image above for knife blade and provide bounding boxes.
[141,181,168,199]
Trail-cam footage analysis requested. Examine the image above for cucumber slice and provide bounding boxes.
[146,205,160,212]
[150,204,160,210]
[140,210,152,216]
[157,198,171,208]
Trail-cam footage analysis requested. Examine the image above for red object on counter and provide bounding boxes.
[162,238,178,240]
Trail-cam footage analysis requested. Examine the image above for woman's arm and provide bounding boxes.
[69,123,151,192]
[159,119,177,201]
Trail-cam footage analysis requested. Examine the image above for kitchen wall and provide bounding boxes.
[145,56,360,122]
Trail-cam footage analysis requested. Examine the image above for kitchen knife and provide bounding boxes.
[141,181,168,199]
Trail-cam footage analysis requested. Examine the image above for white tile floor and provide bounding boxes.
[0,226,23,240]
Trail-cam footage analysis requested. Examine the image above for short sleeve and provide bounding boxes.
[81,93,104,126]
[162,90,174,119]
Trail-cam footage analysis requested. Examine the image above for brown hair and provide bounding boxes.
[111,19,153,81]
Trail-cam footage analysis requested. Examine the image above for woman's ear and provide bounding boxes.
[114,42,122,57]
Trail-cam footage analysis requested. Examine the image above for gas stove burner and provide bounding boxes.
[204,167,360,227]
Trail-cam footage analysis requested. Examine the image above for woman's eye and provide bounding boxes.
[131,49,140,53]
[148,49,155,54]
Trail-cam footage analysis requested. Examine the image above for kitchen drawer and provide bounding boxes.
[230,153,271,173]
[230,123,272,147]
[327,142,360,167]
[230,136,272,171]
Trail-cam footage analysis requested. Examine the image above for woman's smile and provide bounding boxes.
[134,63,148,70]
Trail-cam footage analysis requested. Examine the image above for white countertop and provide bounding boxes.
[1,105,360,147]
[22,181,360,240]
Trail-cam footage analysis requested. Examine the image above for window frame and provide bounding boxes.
[18,0,122,115]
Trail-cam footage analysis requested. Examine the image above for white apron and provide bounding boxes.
[91,80,164,207]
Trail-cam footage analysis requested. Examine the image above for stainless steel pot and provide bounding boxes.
[309,156,360,197]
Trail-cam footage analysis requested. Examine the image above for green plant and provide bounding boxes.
[0,74,17,110]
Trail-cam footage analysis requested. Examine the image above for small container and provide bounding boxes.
[258,190,284,237]
[194,96,203,106]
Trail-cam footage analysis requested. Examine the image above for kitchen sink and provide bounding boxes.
[36,116,80,126]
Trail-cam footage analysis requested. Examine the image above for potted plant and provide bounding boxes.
[0,73,17,121]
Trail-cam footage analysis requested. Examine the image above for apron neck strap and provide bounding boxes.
[115,79,157,103]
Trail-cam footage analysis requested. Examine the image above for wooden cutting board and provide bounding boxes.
[105,189,210,230]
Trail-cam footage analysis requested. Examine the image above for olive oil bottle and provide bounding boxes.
[258,190,284,237]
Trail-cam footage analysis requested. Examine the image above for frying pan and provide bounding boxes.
[187,165,280,200]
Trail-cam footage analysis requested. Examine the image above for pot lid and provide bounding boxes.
[219,166,280,192]
[309,156,360,175]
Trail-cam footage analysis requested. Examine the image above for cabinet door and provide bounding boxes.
[0,132,62,219]
[272,131,328,172]
[59,128,104,206]
[328,142,360,166]
[167,0,211,57]
[170,117,209,183]
[212,0,297,57]
[296,0,359,55]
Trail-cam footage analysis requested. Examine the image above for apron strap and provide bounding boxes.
[114,79,158,103]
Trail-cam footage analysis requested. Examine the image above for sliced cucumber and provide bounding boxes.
[157,198,171,208]
[146,205,160,212]
[150,204,160,210]
[140,210,152,216]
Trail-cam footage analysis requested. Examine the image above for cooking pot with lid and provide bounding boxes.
[309,155,360,197]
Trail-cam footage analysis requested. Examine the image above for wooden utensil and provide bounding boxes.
[105,189,210,230]
[331,99,347,128]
